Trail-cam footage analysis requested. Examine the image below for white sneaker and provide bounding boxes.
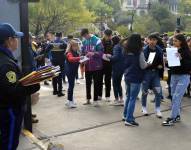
[105,97,111,102]
[93,101,100,107]
[76,79,81,84]
[118,100,124,106]
[65,100,70,106]
[156,108,162,118]
[142,107,149,116]
[68,101,77,108]
[98,96,102,101]
[111,100,119,106]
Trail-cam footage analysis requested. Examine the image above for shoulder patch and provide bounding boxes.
[6,71,16,83]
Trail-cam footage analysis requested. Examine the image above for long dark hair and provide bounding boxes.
[124,33,143,54]
[174,34,189,50]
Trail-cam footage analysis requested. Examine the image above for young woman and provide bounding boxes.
[163,34,191,126]
[107,36,125,105]
[65,40,83,108]
[123,33,149,126]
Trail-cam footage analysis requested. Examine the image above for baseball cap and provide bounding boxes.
[0,23,24,40]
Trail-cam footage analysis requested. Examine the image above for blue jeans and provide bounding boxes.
[66,72,77,101]
[170,74,190,119]
[123,82,141,122]
[141,70,161,109]
[112,71,123,99]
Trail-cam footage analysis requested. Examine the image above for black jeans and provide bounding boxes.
[85,70,101,101]
[52,65,64,93]
[0,107,24,150]
[112,71,123,99]
[99,66,112,98]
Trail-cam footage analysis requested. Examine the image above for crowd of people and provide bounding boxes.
[29,28,191,127]
[1,22,191,149]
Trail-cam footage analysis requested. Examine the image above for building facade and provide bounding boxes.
[121,0,179,14]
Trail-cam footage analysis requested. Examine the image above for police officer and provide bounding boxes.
[47,32,67,97]
[0,23,40,150]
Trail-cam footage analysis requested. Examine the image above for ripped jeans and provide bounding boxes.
[170,74,190,119]
[141,70,161,109]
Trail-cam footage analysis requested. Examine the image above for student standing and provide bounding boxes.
[81,29,103,107]
[163,34,191,126]
[65,40,82,108]
[141,34,164,118]
[107,36,124,105]
[99,29,113,101]
[123,33,149,126]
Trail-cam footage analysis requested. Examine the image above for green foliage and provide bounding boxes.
[116,25,130,37]
[134,15,160,35]
[29,0,95,35]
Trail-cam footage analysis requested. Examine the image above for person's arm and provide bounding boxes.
[110,45,121,62]
[0,65,40,99]
[139,51,149,69]
[67,52,80,63]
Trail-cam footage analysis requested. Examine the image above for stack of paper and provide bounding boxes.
[79,56,89,63]
[166,48,180,67]
[19,66,60,86]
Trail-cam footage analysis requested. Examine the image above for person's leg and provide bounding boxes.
[171,75,190,119]
[98,69,104,99]
[123,83,130,118]
[85,71,92,101]
[152,73,162,110]
[141,72,151,109]
[118,73,124,100]
[58,65,64,93]
[67,72,76,101]
[112,72,119,100]
[126,83,141,122]
[104,67,112,98]
[93,70,101,101]
[0,108,24,150]
[52,77,58,94]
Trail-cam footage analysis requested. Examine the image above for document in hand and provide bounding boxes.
[19,65,60,86]
[79,56,89,63]
[147,52,156,64]
[166,48,180,67]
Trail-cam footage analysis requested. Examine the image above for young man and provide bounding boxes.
[98,29,113,102]
[81,29,103,107]
[47,32,67,97]
[141,34,164,118]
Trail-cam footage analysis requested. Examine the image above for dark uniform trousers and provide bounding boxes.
[52,64,64,93]
[0,107,24,150]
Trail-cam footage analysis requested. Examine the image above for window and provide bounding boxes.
[127,0,132,5]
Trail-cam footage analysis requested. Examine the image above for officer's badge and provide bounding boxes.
[6,71,16,83]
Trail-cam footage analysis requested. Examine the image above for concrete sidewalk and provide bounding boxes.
[18,80,191,150]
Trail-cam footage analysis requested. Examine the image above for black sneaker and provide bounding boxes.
[174,115,181,123]
[125,121,139,127]
[162,118,174,126]
[53,91,58,95]
[57,92,65,97]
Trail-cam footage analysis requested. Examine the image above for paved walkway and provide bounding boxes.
[18,79,191,150]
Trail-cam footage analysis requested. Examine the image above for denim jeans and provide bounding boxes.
[66,72,77,101]
[141,70,161,109]
[112,71,123,99]
[123,82,141,122]
[170,74,190,119]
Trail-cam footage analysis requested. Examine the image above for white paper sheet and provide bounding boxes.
[79,56,89,63]
[166,48,180,67]
[147,52,156,64]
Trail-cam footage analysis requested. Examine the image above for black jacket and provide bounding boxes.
[0,46,40,108]
[170,48,191,75]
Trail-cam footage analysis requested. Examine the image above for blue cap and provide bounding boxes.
[0,23,24,40]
